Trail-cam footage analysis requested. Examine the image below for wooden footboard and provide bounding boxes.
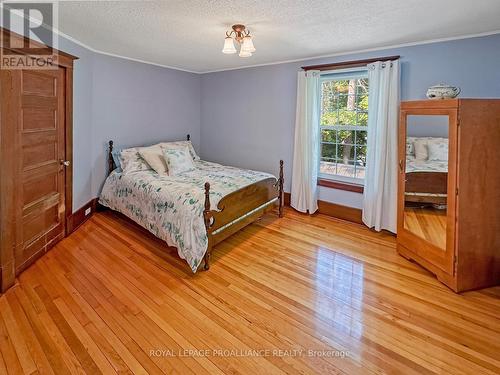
[202,160,284,270]
[405,171,447,204]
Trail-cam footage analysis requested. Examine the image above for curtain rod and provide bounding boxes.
[302,55,400,71]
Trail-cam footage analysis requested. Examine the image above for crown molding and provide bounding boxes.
[200,30,500,74]
[70,28,500,74]
[54,28,199,74]
[0,7,200,73]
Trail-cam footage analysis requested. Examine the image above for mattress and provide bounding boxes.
[99,160,275,272]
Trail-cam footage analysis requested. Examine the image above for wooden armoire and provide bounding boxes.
[0,28,77,291]
[397,99,500,292]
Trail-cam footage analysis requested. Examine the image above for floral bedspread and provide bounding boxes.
[406,157,448,173]
[99,160,276,272]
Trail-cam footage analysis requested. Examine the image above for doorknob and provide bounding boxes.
[60,160,70,167]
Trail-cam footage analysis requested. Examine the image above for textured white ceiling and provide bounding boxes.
[57,0,500,73]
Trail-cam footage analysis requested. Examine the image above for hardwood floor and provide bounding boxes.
[1,208,499,374]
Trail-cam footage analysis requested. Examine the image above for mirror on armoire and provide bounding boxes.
[403,115,449,250]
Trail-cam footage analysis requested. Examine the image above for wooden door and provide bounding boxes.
[14,68,67,273]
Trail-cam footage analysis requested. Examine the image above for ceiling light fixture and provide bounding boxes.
[222,24,255,57]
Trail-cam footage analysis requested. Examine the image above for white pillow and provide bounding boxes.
[427,140,448,161]
[413,139,428,160]
[162,146,195,175]
[406,137,417,157]
[406,141,415,157]
[138,144,168,175]
[160,141,199,161]
[120,148,152,174]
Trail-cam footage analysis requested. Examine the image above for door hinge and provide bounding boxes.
[455,187,459,195]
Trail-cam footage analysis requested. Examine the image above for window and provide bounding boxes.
[319,69,369,185]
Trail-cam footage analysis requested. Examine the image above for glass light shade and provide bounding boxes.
[241,35,256,53]
[238,48,252,57]
[222,37,237,54]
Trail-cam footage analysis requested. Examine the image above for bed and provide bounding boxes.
[99,136,283,272]
[405,137,448,205]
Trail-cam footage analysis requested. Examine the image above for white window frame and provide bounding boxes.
[318,67,369,186]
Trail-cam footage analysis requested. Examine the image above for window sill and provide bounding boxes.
[317,178,364,193]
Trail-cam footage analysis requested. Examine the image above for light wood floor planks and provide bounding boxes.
[1,207,499,374]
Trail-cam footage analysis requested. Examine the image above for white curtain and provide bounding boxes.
[362,60,400,233]
[291,70,320,214]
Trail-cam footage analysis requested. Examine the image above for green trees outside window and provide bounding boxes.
[320,75,369,181]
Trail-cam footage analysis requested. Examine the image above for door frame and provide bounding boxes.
[63,64,74,234]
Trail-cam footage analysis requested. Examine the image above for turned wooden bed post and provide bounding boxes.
[203,182,212,270]
[108,140,114,176]
[278,160,284,218]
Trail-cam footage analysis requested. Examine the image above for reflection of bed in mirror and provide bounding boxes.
[405,137,448,206]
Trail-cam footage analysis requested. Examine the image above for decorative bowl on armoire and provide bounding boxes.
[426,84,461,99]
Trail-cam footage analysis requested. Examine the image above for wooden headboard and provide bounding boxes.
[107,134,191,176]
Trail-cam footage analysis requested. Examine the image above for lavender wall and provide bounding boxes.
[200,33,500,208]
[90,54,201,197]
[56,38,201,211]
